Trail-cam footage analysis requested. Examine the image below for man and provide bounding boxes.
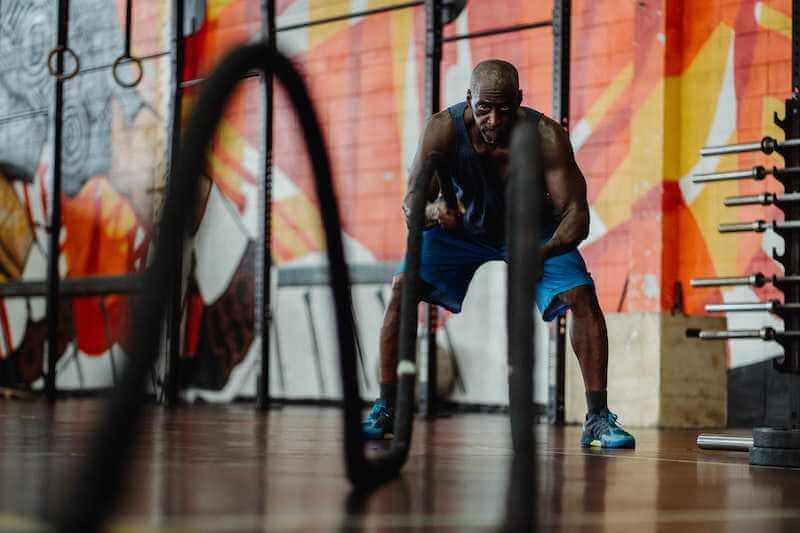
[362,60,635,449]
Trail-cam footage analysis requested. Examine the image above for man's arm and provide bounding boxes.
[538,116,590,259]
[402,112,458,229]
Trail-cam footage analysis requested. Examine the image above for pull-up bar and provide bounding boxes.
[275,1,424,32]
[442,19,553,43]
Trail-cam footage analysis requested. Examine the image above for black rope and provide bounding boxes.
[52,38,541,533]
[506,122,540,452]
[504,121,541,528]
[52,42,420,532]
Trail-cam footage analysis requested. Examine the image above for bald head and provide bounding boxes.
[466,60,522,146]
[470,60,519,95]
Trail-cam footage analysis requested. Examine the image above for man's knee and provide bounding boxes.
[558,284,600,315]
[388,273,429,309]
[389,274,404,296]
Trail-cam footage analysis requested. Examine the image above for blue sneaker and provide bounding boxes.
[362,399,395,440]
[580,409,635,449]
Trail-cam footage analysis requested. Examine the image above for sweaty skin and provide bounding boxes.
[383,66,606,393]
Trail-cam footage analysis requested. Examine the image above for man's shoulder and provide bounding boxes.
[530,113,566,145]
[429,108,456,128]
[423,109,458,147]
[519,106,556,126]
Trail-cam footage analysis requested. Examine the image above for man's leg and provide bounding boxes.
[363,227,494,439]
[377,274,411,402]
[557,285,607,395]
[363,273,421,440]
[555,284,634,448]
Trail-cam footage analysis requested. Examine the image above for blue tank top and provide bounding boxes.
[445,101,548,246]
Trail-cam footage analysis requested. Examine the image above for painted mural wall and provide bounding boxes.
[177,0,557,404]
[0,0,168,389]
[0,0,793,403]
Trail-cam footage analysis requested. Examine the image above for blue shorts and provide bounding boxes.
[398,226,594,321]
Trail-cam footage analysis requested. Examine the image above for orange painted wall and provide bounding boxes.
[0,0,794,388]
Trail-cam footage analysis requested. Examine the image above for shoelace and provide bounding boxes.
[369,401,393,419]
[587,411,622,436]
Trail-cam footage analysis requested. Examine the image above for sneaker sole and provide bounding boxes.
[362,432,394,441]
[580,438,635,449]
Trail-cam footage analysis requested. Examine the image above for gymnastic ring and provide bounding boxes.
[47,46,80,81]
[112,55,144,88]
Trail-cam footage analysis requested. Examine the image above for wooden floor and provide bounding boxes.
[1,400,799,532]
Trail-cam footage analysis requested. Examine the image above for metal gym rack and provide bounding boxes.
[162,0,573,418]
[16,1,571,419]
[0,0,175,401]
[687,0,800,469]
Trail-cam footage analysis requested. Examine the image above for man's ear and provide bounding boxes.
[466,88,472,105]
[517,89,523,106]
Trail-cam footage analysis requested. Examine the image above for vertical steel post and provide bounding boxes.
[790,0,800,430]
[256,0,276,410]
[783,0,800,426]
[783,99,800,428]
[550,0,571,426]
[46,0,72,402]
[553,0,571,129]
[793,0,800,93]
[164,0,186,406]
[422,0,442,419]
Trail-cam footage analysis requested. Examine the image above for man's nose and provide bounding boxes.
[486,110,498,127]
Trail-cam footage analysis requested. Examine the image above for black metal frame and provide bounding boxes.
[163,0,187,407]
[256,0,276,409]
[442,19,553,43]
[421,0,443,420]
[551,0,571,426]
[428,0,572,422]
[111,0,144,88]
[29,0,572,422]
[0,275,145,298]
[166,0,574,417]
[275,1,424,32]
[688,0,800,449]
[794,0,800,94]
[0,1,178,401]
[773,95,800,430]
[40,2,544,526]
[252,0,442,409]
[54,45,447,530]
[45,0,71,402]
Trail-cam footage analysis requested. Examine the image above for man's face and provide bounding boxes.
[468,82,521,146]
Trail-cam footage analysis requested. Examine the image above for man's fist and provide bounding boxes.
[425,198,463,231]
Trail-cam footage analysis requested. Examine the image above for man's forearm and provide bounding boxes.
[402,195,440,228]
[540,205,589,259]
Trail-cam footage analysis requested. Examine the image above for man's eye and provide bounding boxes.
[478,104,490,111]
[500,107,510,112]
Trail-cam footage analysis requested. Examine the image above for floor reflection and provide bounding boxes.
[501,453,536,532]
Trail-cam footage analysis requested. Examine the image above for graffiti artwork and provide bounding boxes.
[0,0,794,401]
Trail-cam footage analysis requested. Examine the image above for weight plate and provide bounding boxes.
[753,427,800,449]
[750,446,800,468]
